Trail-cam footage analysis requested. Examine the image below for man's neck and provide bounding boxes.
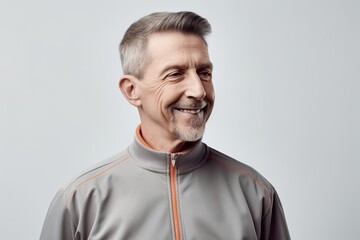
[136,125,195,153]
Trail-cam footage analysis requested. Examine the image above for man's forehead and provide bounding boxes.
[147,33,209,56]
[142,32,211,75]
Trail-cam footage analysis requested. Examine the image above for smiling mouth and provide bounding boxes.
[177,108,202,114]
[175,106,206,114]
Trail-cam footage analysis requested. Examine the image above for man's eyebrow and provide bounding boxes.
[197,62,213,70]
[159,64,187,76]
[159,62,213,77]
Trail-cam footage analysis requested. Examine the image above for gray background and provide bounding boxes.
[1,0,359,239]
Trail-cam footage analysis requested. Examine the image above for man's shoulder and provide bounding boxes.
[60,149,131,200]
[207,147,265,176]
[207,146,274,194]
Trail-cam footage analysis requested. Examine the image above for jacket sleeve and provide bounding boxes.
[40,188,76,240]
[261,190,291,240]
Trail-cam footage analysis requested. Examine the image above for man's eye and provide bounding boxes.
[198,71,212,81]
[169,72,182,77]
[163,71,184,80]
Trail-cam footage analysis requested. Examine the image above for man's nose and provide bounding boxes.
[184,72,206,100]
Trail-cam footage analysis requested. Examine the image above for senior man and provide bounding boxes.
[40,11,290,240]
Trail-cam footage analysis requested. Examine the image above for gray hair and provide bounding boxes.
[119,11,212,79]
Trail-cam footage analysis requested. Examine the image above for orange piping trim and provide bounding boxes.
[66,156,130,207]
[214,158,272,208]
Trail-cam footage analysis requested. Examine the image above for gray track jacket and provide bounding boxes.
[40,130,290,240]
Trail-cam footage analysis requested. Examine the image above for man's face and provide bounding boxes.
[137,32,215,144]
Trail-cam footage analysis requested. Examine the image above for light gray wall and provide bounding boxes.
[1,0,359,239]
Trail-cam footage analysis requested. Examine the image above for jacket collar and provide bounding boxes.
[128,126,208,174]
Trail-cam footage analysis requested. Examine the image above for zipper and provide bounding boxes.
[170,153,181,240]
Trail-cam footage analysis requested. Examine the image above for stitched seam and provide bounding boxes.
[66,155,130,207]
[213,158,272,209]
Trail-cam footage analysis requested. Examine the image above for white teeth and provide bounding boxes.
[178,109,202,114]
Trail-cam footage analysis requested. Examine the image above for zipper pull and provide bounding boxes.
[171,153,178,167]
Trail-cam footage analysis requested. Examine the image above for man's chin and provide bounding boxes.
[172,125,205,142]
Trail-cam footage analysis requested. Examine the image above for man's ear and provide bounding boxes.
[119,75,142,107]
